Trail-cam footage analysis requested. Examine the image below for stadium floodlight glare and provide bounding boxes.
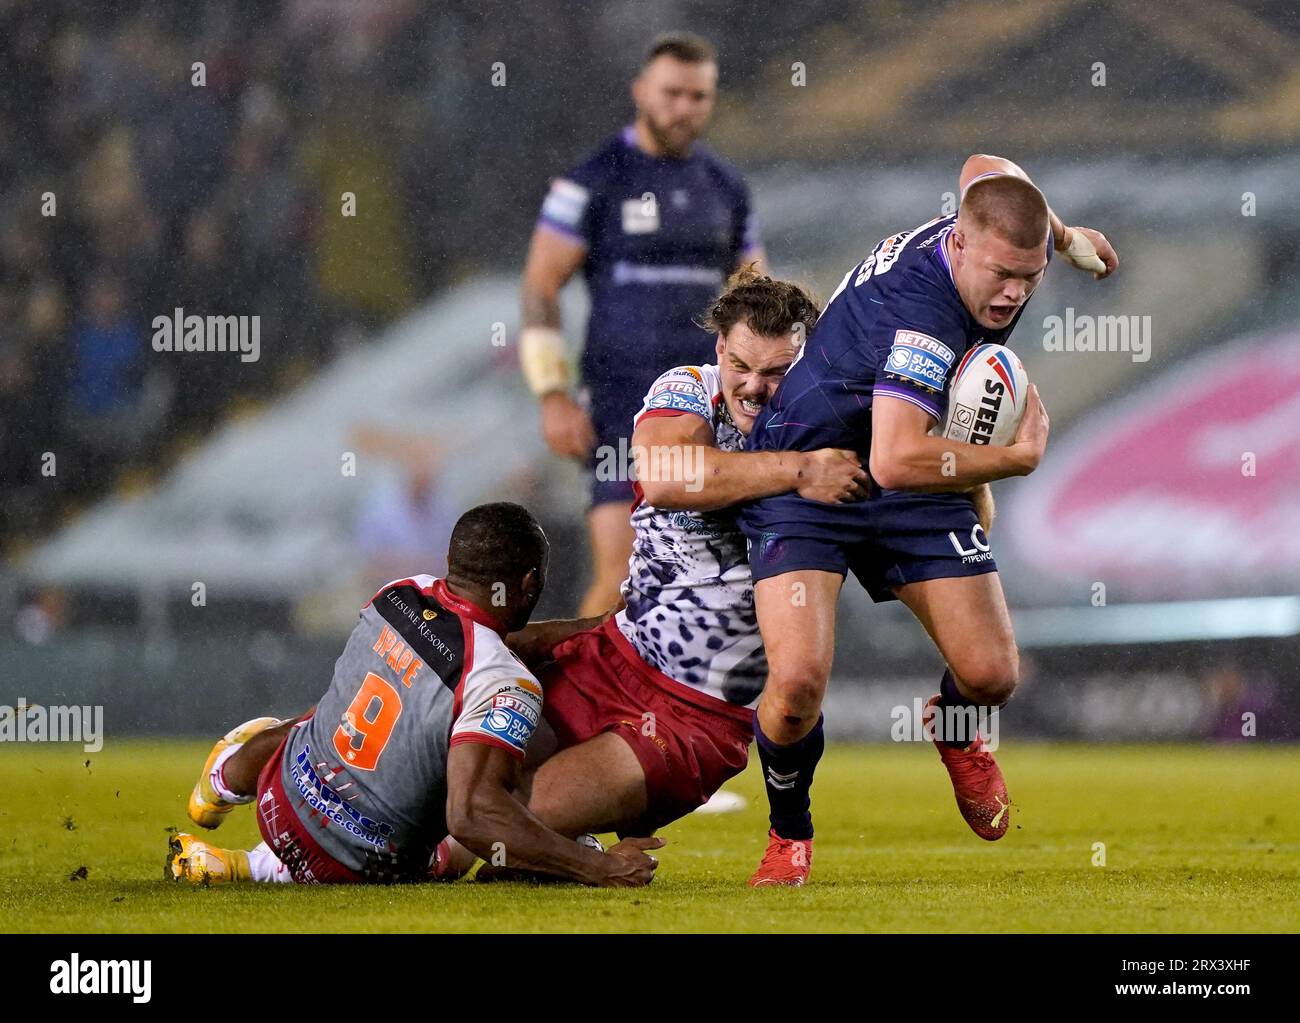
[1013,596,1300,648]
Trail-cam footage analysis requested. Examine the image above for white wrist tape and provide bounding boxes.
[1063,230,1106,274]
[520,326,570,396]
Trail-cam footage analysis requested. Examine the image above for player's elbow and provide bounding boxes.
[868,450,908,491]
[444,799,474,845]
[446,786,498,852]
[639,483,719,512]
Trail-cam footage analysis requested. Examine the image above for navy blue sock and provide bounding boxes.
[753,711,824,840]
[935,668,980,750]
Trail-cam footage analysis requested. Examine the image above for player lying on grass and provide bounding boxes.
[738,154,1119,885]
[167,502,662,887]
[422,268,871,882]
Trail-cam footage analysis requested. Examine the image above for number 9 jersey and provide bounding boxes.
[270,576,543,883]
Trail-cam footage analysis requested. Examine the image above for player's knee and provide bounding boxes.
[955,652,1019,705]
[766,665,829,721]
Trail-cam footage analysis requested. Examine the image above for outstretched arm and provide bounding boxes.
[959,154,1118,279]
[633,412,867,513]
[506,604,620,668]
[446,742,662,887]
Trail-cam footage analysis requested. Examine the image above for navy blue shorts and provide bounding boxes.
[740,489,997,602]
[588,408,636,509]
[591,470,635,508]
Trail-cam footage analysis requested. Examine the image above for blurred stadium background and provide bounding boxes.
[1,0,1297,745]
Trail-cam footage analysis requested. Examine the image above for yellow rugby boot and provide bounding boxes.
[166,833,252,884]
[187,716,282,829]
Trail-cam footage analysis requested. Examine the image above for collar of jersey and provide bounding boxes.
[432,578,509,637]
[716,389,736,431]
[935,223,958,290]
[621,124,694,162]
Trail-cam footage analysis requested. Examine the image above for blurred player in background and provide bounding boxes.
[740,155,1119,885]
[520,31,765,617]
[168,502,661,888]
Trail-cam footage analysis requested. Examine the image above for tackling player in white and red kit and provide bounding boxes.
[511,269,867,838]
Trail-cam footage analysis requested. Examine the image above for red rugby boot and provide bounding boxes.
[925,694,1011,841]
[748,829,813,887]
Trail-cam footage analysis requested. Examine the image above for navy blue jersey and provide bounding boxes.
[537,127,759,420]
[739,212,1051,589]
[749,212,1047,453]
[741,213,1047,534]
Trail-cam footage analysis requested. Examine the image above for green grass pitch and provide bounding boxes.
[1,739,1297,933]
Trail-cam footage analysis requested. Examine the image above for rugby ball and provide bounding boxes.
[933,344,1028,446]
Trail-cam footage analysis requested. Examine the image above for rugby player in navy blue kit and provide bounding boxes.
[520,32,764,616]
[741,155,1119,885]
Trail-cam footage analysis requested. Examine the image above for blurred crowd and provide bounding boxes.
[0,0,877,556]
[0,1,445,550]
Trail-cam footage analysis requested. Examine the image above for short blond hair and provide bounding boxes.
[960,175,1050,249]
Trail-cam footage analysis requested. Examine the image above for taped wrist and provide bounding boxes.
[1063,229,1105,273]
[520,326,570,396]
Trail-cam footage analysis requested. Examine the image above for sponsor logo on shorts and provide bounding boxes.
[759,531,787,564]
[948,524,993,564]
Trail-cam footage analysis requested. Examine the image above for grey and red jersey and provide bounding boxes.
[272,576,543,882]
